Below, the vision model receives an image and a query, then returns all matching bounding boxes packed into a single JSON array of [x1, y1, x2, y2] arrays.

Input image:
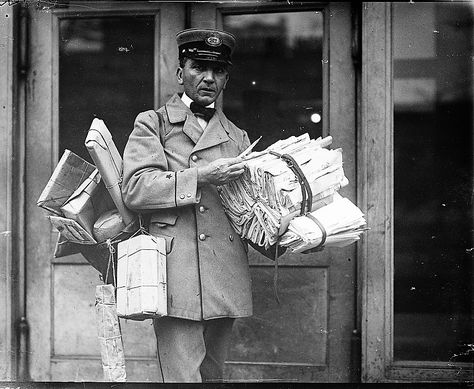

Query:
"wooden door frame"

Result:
[[0, 3, 20, 381], [359, 2, 473, 382]]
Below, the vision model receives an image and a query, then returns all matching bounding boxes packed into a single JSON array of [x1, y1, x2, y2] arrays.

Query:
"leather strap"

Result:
[[269, 151, 313, 215], [306, 213, 327, 249], [269, 150, 316, 304]]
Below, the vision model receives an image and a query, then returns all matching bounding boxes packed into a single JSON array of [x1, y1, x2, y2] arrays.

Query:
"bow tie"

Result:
[[190, 102, 216, 122]]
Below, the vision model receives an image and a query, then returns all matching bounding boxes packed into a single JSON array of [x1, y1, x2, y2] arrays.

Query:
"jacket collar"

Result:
[[165, 93, 230, 152]]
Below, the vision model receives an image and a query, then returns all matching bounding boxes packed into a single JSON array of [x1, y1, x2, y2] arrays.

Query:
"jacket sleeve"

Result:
[[121, 110, 200, 211]]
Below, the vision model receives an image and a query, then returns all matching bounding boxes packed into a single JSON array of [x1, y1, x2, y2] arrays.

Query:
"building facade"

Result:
[[0, 1, 472, 383]]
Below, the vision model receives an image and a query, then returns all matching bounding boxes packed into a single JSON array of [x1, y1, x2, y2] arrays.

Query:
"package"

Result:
[[85, 118, 135, 225], [49, 215, 97, 244], [37, 149, 96, 215], [60, 169, 115, 237], [116, 234, 167, 320], [93, 209, 127, 243], [95, 284, 126, 382]]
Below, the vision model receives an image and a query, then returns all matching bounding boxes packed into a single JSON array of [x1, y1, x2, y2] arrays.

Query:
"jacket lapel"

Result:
[[192, 111, 230, 154], [166, 94, 230, 153], [166, 94, 203, 144]]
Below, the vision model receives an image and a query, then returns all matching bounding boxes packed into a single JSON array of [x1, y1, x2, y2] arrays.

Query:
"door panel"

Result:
[[26, 2, 184, 381]]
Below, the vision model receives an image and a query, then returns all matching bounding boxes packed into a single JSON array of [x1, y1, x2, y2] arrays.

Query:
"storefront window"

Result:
[[59, 17, 154, 161], [393, 2, 473, 362], [223, 11, 323, 150]]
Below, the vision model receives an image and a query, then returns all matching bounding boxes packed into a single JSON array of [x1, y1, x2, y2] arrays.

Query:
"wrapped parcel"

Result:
[[61, 169, 115, 237], [116, 234, 167, 320], [37, 149, 96, 215], [85, 118, 135, 225], [95, 284, 126, 382]]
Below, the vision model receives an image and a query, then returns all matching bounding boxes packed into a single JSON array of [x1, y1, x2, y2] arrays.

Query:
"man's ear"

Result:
[[222, 73, 230, 90], [176, 67, 184, 85]]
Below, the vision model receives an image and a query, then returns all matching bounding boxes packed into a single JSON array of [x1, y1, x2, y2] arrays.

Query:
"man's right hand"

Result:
[[197, 157, 246, 186]]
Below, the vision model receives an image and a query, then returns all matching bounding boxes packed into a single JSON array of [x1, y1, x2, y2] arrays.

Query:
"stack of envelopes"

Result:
[[218, 133, 366, 251]]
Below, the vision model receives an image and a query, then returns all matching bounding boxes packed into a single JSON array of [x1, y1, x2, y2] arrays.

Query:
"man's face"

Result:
[[177, 58, 229, 106]]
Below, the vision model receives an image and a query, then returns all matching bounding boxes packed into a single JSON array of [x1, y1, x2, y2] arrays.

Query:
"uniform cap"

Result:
[[176, 28, 236, 66]]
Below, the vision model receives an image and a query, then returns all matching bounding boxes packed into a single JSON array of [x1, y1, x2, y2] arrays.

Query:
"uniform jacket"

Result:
[[122, 93, 253, 321]]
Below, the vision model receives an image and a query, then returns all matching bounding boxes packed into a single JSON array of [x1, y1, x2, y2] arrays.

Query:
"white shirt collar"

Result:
[[181, 92, 215, 109]]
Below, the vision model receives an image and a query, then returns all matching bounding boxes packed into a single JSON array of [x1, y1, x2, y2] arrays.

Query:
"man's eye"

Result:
[[215, 67, 225, 74]]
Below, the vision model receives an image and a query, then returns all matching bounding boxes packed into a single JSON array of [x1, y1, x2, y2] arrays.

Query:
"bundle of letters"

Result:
[[218, 133, 367, 252]]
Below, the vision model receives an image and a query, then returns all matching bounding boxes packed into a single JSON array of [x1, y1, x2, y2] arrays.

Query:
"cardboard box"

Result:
[[116, 235, 167, 320], [85, 118, 135, 225], [37, 149, 96, 215], [60, 169, 115, 237]]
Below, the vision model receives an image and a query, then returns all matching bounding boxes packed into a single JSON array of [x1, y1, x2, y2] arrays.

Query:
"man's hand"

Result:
[[197, 157, 246, 186]]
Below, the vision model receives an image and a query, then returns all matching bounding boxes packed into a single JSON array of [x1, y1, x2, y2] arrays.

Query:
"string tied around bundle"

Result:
[[268, 150, 327, 304]]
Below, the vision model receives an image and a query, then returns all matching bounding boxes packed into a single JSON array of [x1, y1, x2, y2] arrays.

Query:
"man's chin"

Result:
[[195, 96, 216, 106]]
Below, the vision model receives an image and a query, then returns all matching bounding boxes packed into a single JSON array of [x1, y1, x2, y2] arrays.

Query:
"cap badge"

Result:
[[206, 35, 222, 47]]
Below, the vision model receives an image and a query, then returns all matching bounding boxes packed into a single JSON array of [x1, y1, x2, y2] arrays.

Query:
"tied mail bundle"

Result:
[[218, 133, 367, 253], [37, 119, 168, 382], [37, 118, 167, 320]]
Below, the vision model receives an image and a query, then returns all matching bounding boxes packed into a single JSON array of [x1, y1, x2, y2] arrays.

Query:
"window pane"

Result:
[[393, 2, 473, 362], [223, 11, 323, 150], [223, 10, 325, 366], [59, 17, 154, 161]]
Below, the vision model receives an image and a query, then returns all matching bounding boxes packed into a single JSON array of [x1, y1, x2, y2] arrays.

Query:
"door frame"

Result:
[[359, 2, 473, 382], [0, 3, 20, 381]]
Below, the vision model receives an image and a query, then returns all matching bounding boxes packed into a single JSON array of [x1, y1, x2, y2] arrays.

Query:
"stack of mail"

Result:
[[279, 193, 367, 252], [218, 133, 350, 248]]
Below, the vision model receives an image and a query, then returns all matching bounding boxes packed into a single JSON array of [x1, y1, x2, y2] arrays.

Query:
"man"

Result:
[[121, 28, 254, 383]]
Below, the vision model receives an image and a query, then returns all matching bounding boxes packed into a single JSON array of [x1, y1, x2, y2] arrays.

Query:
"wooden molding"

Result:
[[0, 4, 18, 381], [360, 1, 393, 383]]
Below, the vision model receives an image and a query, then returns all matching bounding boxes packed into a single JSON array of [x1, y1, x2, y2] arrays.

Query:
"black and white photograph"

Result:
[[0, 0, 472, 386]]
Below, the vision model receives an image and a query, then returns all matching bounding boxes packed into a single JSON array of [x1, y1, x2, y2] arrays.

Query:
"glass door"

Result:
[[25, 2, 184, 381], [191, 2, 358, 382]]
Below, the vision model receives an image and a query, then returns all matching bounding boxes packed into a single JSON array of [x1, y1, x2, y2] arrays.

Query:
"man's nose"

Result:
[[203, 69, 215, 83]]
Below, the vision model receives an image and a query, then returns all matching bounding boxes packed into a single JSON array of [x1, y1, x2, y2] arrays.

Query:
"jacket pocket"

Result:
[[150, 212, 178, 227], [149, 211, 178, 253]]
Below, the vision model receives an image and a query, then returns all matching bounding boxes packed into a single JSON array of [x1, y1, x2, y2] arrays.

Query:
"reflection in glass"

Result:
[[59, 17, 154, 161], [393, 2, 473, 362], [223, 11, 323, 150], [223, 11, 325, 367], [228, 268, 327, 365]]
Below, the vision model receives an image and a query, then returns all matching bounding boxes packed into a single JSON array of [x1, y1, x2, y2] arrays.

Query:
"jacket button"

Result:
[[199, 206, 206, 213], [191, 155, 198, 162], [179, 194, 185, 199], [229, 234, 234, 241], [199, 234, 206, 241], [187, 193, 192, 198]]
